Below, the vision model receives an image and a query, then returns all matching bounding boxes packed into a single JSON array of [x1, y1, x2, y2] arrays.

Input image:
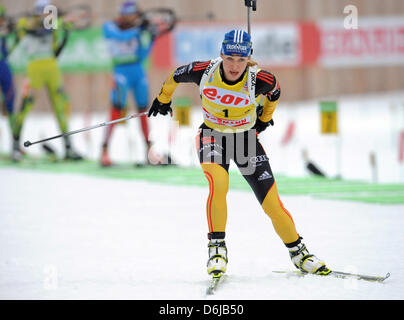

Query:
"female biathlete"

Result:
[[148, 29, 331, 279], [13, 0, 82, 161]]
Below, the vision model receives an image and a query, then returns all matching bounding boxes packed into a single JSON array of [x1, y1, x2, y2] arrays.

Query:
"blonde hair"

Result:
[[247, 59, 258, 67]]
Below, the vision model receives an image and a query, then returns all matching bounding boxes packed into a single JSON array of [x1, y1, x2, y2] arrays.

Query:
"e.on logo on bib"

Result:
[[202, 87, 250, 108]]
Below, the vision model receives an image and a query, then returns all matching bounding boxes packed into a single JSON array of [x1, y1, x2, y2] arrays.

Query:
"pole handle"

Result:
[[244, 0, 257, 11]]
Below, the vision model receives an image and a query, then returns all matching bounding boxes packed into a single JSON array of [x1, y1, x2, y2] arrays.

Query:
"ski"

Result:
[[206, 274, 226, 295], [273, 270, 390, 283]]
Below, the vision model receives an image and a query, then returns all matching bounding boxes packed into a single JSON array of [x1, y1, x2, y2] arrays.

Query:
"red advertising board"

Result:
[[152, 18, 404, 69], [318, 17, 404, 67]]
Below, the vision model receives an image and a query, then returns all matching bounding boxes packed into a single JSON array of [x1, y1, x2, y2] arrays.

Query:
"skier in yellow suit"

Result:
[[12, 0, 82, 161], [148, 29, 331, 279]]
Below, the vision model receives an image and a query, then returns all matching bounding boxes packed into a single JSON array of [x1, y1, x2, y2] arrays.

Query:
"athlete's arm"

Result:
[[255, 69, 281, 123], [156, 60, 211, 103], [138, 29, 154, 60], [15, 17, 27, 42], [54, 19, 70, 57], [148, 60, 211, 117]]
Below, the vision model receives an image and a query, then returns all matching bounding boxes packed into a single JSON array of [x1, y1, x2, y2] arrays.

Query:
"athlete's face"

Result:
[[116, 13, 140, 29], [120, 13, 139, 22], [220, 54, 249, 82]]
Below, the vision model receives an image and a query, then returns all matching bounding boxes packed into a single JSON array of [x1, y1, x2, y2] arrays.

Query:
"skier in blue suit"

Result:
[[0, 5, 17, 159], [100, 1, 156, 166]]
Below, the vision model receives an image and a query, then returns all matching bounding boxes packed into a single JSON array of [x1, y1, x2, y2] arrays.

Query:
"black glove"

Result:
[[148, 98, 172, 117], [253, 117, 274, 133]]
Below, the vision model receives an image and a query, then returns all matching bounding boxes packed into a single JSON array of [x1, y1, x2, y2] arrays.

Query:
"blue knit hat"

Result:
[[119, 1, 138, 16], [34, 0, 50, 15], [221, 29, 252, 57]]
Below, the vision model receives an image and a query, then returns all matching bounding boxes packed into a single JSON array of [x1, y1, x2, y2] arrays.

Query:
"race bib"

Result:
[[202, 107, 251, 127]]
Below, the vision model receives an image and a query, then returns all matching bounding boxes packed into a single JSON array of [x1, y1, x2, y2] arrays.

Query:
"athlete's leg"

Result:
[[235, 132, 299, 244], [0, 60, 20, 160], [196, 125, 231, 235], [237, 131, 330, 274], [11, 78, 35, 161], [0, 61, 15, 129], [100, 72, 129, 166], [13, 80, 34, 136], [201, 163, 229, 233], [47, 86, 69, 133], [261, 182, 300, 244], [132, 66, 151, 157], [196, 125, 230, 276], [13, 56, 46, 147], [14, 59, 50, 142], [44, 61, 81, 160]]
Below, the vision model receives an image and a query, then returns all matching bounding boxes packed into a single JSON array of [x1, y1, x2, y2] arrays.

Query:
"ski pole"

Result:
[[244, 0, 257, 35], [23, 111, 148, 148]]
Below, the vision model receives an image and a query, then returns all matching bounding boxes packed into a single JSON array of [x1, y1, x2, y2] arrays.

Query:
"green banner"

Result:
[[9, 27, 113, 73]]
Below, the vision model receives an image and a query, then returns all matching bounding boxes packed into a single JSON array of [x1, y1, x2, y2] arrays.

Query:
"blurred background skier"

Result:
[[13, 0, 83, 161], [0, 4, 17, 160], [100, 1, 156, 167]]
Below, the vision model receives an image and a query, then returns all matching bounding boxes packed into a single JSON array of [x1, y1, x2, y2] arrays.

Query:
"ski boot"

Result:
[[64, 147, 83, 161], [42, 144, 58, 162], [11, 138, 23, 162], [287, 238, 331, 275], [100, 148, 112, 167], [207, 237, 228, 278]]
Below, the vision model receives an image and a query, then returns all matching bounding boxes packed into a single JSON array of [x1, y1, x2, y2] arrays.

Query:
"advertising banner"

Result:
[[8, 17, 404, 73], [9, 27, 112, 73], [173, 22, 301, 67], [318, 17, 404, 67]]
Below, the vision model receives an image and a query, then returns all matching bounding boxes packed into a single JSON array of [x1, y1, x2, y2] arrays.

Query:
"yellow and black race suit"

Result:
[[156, 60, 299, 245]]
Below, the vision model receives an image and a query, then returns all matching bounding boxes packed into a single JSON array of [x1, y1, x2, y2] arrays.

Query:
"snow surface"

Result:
[[1, 167, 403, 300]]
